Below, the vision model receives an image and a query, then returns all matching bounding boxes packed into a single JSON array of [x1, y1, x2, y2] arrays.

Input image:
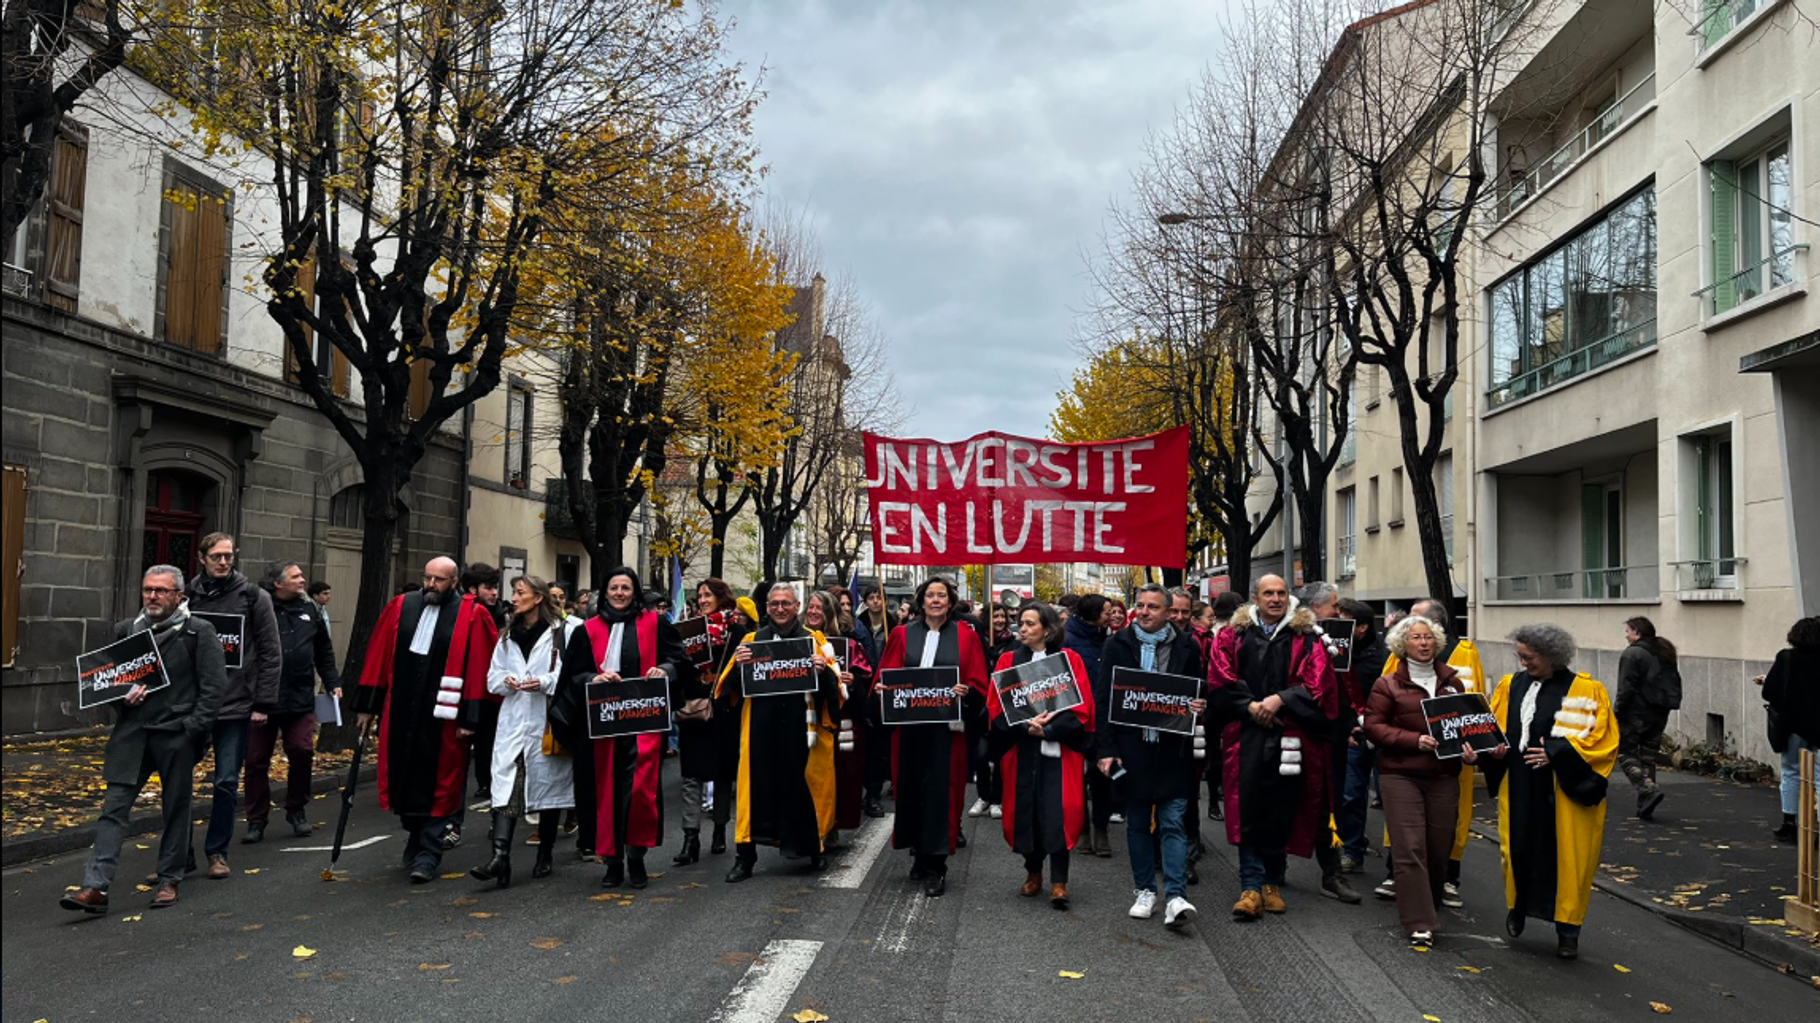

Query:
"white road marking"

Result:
[[819, 813, 894, 889], [882, 893, 927, 954], [279, 834, 392, 853], [708, 938, 823, 1023]]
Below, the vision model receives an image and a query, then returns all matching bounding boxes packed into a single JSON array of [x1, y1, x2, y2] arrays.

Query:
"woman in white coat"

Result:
[[471, 575, 576, 888]]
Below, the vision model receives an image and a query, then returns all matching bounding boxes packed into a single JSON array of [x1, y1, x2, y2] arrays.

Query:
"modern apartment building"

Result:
[[1471, 0, 1816, 760]]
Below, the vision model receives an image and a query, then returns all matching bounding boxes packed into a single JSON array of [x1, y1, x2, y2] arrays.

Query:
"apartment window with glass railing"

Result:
[[1486, 185, 1657, 407], [1704, 134, 1796, 315]]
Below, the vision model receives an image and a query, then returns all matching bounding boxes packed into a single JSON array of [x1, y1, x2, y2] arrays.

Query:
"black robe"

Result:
[[880, 620, 989, 857], [726, 621, 841, 856]]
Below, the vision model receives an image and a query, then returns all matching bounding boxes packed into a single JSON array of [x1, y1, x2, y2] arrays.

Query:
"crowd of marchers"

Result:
[[55, 543, 1820, 963]]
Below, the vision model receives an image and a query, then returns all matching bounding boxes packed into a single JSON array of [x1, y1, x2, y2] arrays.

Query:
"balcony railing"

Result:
[[1670, 557, 1747, 593], [1486, 564, 1660, 602], [1495, 72, 1657, 222], [1693, 244, 1808, 318], [543, 477, 592, 540], [1485, 319, 1656, 409], [1691, 0, 1762, 53], [1, 262, 30, 297]]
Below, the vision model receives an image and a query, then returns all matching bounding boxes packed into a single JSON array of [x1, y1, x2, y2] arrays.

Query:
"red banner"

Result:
[[862, 427, 1189, 568]]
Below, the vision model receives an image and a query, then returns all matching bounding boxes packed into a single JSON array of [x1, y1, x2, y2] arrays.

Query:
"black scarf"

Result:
[[510, 617, 549, 658]]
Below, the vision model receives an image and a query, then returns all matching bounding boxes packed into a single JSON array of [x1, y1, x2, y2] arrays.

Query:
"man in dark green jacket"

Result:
[[244, 561, 343, 842]]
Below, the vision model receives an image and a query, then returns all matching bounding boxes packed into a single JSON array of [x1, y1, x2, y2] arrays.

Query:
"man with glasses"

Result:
[[61, 566, 227, 913], [355, 556, 500, 882], [185, 532, 282, 882]]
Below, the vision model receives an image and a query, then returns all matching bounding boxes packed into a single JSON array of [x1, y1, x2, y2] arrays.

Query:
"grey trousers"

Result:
[[83, 736, 200, 890], [680, 775, 733, 832]]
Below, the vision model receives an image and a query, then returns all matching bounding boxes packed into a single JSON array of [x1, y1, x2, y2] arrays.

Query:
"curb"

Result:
[[1467, 822, 1820, 980], [1, 764, 370, 869]]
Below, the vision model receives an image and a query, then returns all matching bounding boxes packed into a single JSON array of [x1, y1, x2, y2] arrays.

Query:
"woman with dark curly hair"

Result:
[[1760, 617, 1820, 841]]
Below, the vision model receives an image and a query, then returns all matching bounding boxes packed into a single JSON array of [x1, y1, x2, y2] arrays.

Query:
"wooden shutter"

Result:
[[284, 259, 316, 383], [408, 347, 434, 420], [2, 466, 25, 668], [43, 125, 88, 312], [164, 183, 228, 354]]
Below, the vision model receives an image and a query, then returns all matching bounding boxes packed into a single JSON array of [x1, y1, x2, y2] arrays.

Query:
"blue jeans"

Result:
[[1782, 734, 1816, 815], [1238, 843, 1287, 890], [205, 718, 250, 857], [1338, 743, 1376, 861], [1126, 797, 1189, 900]]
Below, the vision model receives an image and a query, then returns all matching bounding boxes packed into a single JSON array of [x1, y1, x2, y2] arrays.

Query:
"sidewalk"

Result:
[[1, 728, 356, 867], [1467, 766, 1820, 978]]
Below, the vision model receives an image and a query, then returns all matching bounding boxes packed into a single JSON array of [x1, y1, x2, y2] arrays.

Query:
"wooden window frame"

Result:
[[155, 157, 234, 356]]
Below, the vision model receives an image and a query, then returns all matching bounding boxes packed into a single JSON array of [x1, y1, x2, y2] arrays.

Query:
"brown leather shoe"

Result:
[[1232, 889, 1263, 920], [1261, 884, 1286, 913], [206, 854, 230, 880], [59, 886, 108, 914], [1050, 883, 1070, 910], [149, 882, 179, 908], [1020, 872, 1043, 898]]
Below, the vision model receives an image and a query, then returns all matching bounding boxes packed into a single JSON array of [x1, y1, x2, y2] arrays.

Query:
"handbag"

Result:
[[675, 698, 714, 723], [540, 631, 572, 757]]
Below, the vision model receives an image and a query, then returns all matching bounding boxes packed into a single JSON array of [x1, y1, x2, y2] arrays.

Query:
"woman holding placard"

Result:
[[988, 601, 1095, 909], [804, 589, 876, 838], [876, 576, 991, 897], [1361, 616, 1473, 948]]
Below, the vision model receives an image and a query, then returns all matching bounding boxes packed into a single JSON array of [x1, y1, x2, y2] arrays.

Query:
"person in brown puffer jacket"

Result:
[[1362, 614, 1473, 949]]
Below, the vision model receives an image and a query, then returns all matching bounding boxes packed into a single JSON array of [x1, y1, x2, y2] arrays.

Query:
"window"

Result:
[[42, 123, 87, 312], [1582, 478, 1625, 598], [158, 163, 231, 354], [1436, 452, 1455, 565], [1339, 380, 1358, 465], [3, 465, 25, 667], [504, 382, 532, 488], [1367, 475, 1381, 531], [1681, 428, 1738, 587], [328, 485, 365, 531], [1707, 135, 1794, 314], [1337, 487, 1357, 578], [1487, 187, 1657, 406], [1696, 0, 1765, 53], [281, 259, 351, 397], [1390, 467, 1405, 526]]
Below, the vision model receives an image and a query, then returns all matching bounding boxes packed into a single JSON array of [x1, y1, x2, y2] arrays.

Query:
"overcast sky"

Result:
[[719, 0, 1235, 440]]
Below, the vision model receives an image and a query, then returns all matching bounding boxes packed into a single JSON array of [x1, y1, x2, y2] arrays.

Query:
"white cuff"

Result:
[[432, 704, 459, 720]]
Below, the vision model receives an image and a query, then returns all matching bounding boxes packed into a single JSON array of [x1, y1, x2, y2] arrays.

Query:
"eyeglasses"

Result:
[[203, 552, 236, 563], [142, 586, 180, 596], [767, 600, 798, 608]]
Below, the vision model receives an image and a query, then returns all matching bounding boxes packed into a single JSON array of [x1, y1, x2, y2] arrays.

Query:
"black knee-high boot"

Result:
[[532, 813, 559, 878], [673, 828, 701, 865], [469, 811, 514, 888]]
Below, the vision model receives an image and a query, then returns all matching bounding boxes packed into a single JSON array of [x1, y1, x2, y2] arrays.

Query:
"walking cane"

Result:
[[323, 718, 372, 881]]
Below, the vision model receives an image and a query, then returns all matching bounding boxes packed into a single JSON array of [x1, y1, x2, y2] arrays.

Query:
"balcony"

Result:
[[1485, 319, 1655, 409], [1486, 564, 1660, 602], [1495, 72, 1656, 224], [543, 477, 592, 540], [1670, 558, 1747, 601], [1694, 244, 1809, 324], [1, 262, 30, 297]]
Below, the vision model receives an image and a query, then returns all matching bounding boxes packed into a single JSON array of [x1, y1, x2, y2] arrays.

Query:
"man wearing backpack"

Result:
[[1617, 616, 1681, 820]]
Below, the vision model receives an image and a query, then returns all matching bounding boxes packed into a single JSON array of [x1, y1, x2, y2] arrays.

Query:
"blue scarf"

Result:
[[1133, 621, 1174, 742]]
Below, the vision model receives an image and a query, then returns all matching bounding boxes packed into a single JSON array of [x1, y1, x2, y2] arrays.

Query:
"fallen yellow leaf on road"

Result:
[[1650, 1003, 1672, 1014], [135, 884, 153, 893], [419, 963, 452, 970], [791, 1012, 829, 1023], [1455, 966, 1481, 974], [555, 976, 578, 985], [243, 868, 260, 875], [63, 885, 79, 892], [470, 912, 496, 919], [1058, 970, 1085, 979], [1423, 1015, 1442, 1022], [588, 893, 616, 902], [293, 946, 317, 959], [441, 872, 465, 879], [530, 937, 563, 950], [1613, 964, 1631, 973]]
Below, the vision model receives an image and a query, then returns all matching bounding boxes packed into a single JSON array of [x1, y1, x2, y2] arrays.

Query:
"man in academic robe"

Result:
[[1478, 623, 1618, 960], [1207, 574, 1336, 921], [355, 556, 499, 882], [556, 566, 693, 889], [717, 584, 843, 882], [876, 576, 990, 898]]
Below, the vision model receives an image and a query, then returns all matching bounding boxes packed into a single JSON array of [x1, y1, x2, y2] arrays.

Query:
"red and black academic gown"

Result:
[[356, 592, 499, 819], [1206, 606, 1336, 858], [714, 621, 842, 856], [989, 648, 1094, 857], [877, 619, 990, 857], [833, 636, 875, 832], [559, 610, 692, 858]]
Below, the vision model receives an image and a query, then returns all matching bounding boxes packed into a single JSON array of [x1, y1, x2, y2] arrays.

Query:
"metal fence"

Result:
[[1792, 748, 1820, 934]]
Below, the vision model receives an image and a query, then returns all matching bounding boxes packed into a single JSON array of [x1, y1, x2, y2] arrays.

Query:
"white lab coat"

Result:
[[487, 619, 577, 812]]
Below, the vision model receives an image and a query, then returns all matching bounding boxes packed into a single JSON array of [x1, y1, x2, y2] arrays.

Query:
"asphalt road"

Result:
[[4, 766, 1816, 1023]]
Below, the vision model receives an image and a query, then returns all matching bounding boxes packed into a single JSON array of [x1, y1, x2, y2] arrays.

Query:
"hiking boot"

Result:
[[1261, 885, 1286, 913], [1231, 889, 1262, 921]]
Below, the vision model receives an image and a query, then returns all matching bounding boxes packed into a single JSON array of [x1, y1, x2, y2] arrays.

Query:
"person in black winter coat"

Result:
[[186, 532, 283, 879], [1615, 616, 1680, 820], [1761, 616, 1820, 841], [1094, 585, 1207, 929], [1065, 595, 1114, 854], [244, 562, 343, 842]]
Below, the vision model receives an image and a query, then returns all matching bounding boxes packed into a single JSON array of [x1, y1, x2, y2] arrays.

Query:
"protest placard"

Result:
[[826, 637, 852, 672], [877, 666, 962, 725], [76, 631, 170, 709], [1422, 692, 1507, 759], [675, 615, 717, 674], [586, 674, 673, 739], [1107, 666, 1200, 735], [991, 656, 1084, 726], [740, 637, 820, 698], [193, 612, 245, 670], [1318, 617, 1354, 673]]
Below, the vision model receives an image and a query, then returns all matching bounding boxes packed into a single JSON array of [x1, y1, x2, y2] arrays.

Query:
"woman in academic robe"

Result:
[[1477, 623, 1618, 961], [803, 590, 875, 839], [988, 600, 1094, 909], [555, 566, 694, 890], [875, 576, 990, 897]]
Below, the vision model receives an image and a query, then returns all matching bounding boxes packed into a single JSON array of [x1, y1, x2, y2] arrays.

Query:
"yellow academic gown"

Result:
[[1383, 638, 1486, 859], [716, 629, 840, 852], [1486, 671, 1618, 927]]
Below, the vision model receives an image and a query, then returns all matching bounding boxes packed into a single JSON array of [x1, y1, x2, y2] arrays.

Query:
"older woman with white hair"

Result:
[[1478, 623, 1618, 961], [1361, 615, 1469, 948]]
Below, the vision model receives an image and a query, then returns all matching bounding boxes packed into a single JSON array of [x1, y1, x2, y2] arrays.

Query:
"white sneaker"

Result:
[[967, 798, 989, 818], [1373, 877, 1396, 899], [1128, 889, 1158, 919], [1164, 896, 1198, 930], [988, 804, 1003, 819], [1109, 812, 1126, 824], [1442, 882, 1464, 908]]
